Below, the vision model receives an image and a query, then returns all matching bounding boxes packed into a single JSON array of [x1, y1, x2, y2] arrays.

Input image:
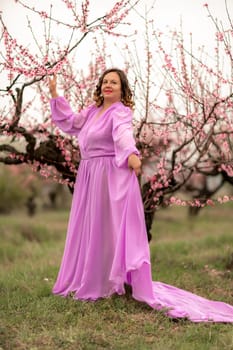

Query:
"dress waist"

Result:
[[81, 154, 115, 160]]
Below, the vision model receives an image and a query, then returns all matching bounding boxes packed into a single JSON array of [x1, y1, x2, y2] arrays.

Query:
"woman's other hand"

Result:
[[128, 153, 141, 176]]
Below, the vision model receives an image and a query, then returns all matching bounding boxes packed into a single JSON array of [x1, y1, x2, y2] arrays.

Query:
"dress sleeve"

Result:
[[112, 104, 140, 167], [50, 96, 91, 136]]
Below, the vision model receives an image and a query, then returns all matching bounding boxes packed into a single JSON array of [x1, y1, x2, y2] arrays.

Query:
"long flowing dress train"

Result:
[[50, 97, 233, 323]]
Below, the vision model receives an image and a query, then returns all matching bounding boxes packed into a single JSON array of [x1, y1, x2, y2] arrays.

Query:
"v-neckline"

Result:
[[90, 102, 120, 126]]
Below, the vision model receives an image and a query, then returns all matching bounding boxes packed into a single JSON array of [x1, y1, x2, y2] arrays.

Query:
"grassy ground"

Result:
[[0, 204, 233, 350]]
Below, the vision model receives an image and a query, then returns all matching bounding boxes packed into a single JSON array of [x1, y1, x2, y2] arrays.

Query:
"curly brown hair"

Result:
[[93, 68, 134, 109]]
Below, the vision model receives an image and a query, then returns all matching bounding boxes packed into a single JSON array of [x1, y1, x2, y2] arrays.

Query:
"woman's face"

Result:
[[101, 72, 122, 104]]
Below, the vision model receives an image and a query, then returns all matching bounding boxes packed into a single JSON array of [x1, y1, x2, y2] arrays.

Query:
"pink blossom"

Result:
[[206, 199, 214, 206], [169, 197, 176, 204]]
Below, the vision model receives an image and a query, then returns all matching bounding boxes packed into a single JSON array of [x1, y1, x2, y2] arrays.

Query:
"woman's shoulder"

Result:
[[112, 102, 133, 119], [81, 102, 98, 116]]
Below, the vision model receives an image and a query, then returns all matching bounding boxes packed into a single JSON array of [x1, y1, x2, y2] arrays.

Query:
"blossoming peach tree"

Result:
[[0, 1, 232, 240], [0, 0, 139, 192], [129, 3, 233, 234]]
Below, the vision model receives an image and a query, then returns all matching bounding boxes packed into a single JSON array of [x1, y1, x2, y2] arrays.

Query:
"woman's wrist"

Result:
[[50, 90, 59, 98]]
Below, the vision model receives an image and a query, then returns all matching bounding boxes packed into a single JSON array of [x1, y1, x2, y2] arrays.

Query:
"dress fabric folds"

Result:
[[50, 97, 233, 323]]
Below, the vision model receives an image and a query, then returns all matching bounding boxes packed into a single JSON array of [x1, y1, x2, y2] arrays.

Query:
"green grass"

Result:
[[1, 204, 233, 350]]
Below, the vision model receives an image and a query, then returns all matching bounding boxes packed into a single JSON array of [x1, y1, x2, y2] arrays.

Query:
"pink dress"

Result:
[[50, 97, 233, 323]]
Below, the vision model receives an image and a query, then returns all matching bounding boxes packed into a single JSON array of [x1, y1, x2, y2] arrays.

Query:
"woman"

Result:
[[49, 68, 233, 322]]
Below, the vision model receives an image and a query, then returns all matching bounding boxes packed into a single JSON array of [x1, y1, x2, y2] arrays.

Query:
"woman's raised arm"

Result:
[[48, 74, 59, 98]]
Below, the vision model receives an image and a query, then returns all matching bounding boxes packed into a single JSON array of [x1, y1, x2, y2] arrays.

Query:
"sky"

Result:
[[1, 0, 232, 105], [1, 0, 233, 63]]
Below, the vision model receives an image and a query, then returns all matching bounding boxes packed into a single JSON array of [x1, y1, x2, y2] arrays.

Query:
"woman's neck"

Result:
[[102, 100, 120, 109]]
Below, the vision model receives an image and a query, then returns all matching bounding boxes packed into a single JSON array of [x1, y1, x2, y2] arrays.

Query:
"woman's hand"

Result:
[[128, 153, 141, 176], [48, 74, 59, 98]]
